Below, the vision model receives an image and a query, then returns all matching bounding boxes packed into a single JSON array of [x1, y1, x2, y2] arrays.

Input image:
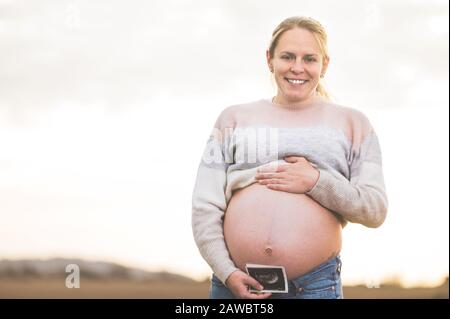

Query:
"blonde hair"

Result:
[[268, 16, 331, 100]]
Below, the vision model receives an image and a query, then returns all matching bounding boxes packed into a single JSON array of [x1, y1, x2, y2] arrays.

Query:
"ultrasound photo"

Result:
[[245, 264, 288, 293]]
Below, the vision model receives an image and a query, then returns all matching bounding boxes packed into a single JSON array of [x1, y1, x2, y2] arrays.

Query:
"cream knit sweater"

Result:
[[191, 98, 388, 284]]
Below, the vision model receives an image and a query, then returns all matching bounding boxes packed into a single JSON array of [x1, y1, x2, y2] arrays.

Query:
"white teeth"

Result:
[[287, 79, 306, 84]]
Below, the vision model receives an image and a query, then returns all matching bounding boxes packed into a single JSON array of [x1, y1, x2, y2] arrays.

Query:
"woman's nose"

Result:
[[290, 60, 305, 73]]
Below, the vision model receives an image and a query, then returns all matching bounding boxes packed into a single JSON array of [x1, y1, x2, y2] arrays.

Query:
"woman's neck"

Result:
[[272, 94, 324, 110]]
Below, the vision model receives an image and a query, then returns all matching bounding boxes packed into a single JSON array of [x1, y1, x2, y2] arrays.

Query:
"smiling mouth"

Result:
[[285, 78, 309, 85]]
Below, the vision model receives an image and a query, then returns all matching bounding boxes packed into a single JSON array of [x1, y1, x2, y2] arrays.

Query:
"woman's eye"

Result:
[[304, 56, 317, 62], [282, 55, 294, 60]]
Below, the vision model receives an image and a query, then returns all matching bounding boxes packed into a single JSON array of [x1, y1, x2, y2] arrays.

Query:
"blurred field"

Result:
[[0, 278, 448, 299]]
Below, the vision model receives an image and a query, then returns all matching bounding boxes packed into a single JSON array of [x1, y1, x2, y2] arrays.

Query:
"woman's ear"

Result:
[[266, 50, 273, 72], [321, 56, 330, 77]]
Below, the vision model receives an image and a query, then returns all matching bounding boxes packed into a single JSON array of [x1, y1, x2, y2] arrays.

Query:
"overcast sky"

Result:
[[0, 0, 448, 287]]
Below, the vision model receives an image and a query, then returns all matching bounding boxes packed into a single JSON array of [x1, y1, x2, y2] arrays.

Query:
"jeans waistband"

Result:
[[288, 255, 342, 292]]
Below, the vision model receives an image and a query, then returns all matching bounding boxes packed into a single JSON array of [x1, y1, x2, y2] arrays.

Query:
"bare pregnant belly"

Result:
[[224, 183, 342, 280]]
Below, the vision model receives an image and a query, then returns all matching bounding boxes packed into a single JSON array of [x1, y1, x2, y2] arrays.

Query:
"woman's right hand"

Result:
[[225, 270, 272, 299]]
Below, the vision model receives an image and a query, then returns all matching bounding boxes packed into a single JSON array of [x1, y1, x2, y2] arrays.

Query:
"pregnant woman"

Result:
[[192, 16, 388, 299]]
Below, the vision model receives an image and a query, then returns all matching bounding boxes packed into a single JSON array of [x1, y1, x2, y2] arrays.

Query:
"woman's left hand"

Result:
[[254, 156, 320, 194]]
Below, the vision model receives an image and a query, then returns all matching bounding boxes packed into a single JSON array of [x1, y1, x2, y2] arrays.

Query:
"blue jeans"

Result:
[[209, 256, 343, 299]]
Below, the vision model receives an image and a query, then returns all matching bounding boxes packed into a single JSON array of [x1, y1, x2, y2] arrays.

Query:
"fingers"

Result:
[[242, 277, 272, 299], [257, 178, 284, 185], [255, 172, 286, 180], [254, 172, 274, 180], [257, 164, 288, 173], [255, 171, 275, 179], [266, 183, 289, 191], [228, 272, 272, 299], [284, 156, 316, 167], [275, 165, 288, 172], [245, 276, 263, 290], [243, 291, 272, 299]]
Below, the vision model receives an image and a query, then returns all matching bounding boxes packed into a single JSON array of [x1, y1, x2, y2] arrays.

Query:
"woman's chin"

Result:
[[283, 94, 312, 104]]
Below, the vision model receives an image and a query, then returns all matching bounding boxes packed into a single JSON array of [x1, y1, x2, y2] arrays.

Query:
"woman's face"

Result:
[[267, 27, 328, 105]]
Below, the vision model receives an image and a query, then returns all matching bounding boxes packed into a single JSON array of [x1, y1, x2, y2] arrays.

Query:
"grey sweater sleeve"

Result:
[[191, 112, 238, 284], [306, 131, 388, 228]]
